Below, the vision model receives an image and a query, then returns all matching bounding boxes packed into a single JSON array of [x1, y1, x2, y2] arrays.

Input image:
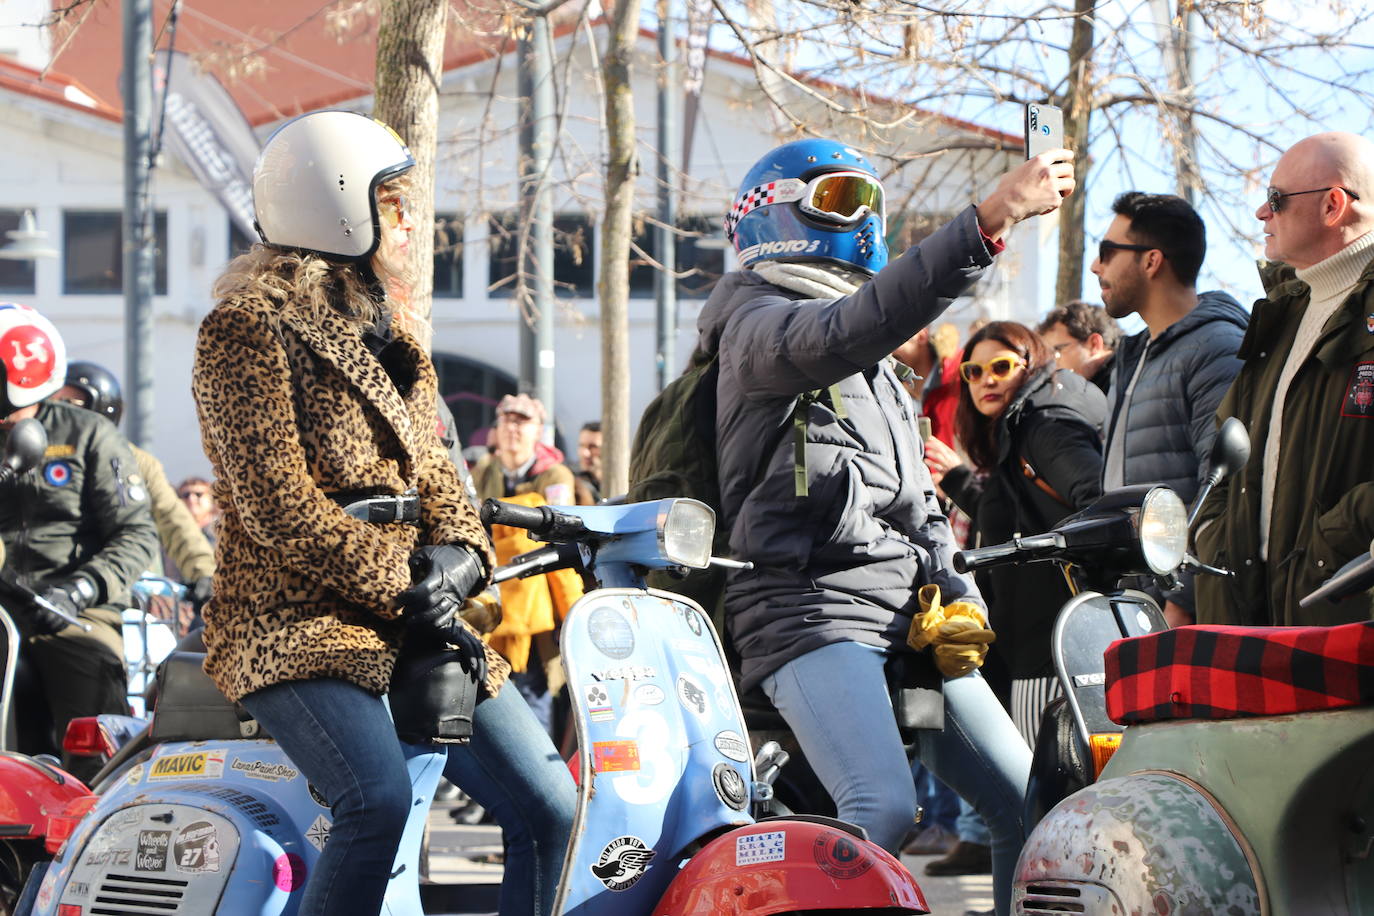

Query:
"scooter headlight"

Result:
[[1137, 487, 1187, 575], [659, 499, 715, 569]]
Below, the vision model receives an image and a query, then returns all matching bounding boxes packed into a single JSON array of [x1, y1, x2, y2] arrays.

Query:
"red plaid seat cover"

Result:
[[1105, 621, 1374, 724]]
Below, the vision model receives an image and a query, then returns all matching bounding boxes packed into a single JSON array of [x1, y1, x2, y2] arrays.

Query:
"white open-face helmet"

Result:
[[0, 302, 66, 414], [252, 110, 416, 261]]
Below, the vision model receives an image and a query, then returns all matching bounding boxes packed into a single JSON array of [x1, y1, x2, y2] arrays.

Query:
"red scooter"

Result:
[[0, 419, 99, 914]]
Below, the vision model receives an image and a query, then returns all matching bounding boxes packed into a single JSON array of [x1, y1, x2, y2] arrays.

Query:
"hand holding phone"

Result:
[[918, 416, 933, 442]]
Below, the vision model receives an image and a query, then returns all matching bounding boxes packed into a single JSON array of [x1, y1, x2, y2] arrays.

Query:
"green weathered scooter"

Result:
[[1010, 421, 1374, 916]]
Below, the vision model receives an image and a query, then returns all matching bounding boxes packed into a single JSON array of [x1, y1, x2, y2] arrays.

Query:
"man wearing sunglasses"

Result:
[[1088, 191, 1248, 626], [702, 137, 1074, 916], [1196, 131, 1374, 629]]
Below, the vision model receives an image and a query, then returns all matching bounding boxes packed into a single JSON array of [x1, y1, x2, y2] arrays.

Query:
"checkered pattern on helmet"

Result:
[[723, 178, 805, 237], [1104, 620, 1374, 723]]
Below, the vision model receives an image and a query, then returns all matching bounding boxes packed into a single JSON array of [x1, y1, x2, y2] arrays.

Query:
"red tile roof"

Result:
[[0, 54, 120, 122]]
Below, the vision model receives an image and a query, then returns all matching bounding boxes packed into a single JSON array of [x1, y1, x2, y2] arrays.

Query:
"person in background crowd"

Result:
[[924, 321, 1105, 750], [472, 393, 582, 738], [55, 362, 215, 632], [1036, 300, 1121, 395], [1089, 192, 1248, 627], [176, 476, 221, 544], [192, 109, 573, 916], [707, 134, 1075, 916], [0, 305, 159, 779], [893, 321, 966, 858], [1197, 131, 1374, 627], [893, 323, 963, 445], [573, 420, 602, 505]]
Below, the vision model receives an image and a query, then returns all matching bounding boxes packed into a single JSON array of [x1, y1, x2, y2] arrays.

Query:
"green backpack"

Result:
[[627, 347, 845, 621]]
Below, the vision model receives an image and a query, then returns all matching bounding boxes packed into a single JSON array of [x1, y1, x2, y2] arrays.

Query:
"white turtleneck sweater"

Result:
[[1259, 230, 1374, 559]]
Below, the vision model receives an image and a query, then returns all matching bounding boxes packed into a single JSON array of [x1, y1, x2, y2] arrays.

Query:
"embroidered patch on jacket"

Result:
[[1342, 361, 1374, 417]]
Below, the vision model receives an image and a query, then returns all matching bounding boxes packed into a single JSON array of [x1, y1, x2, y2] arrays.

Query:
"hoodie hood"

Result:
[[697, 270, 803, 357], [1149, 290, 1250, 351]]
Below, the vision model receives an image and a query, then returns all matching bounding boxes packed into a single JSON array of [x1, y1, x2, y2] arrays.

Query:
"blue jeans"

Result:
[[442, 679, 577, 916], [240, 679, 415, 916], [761, 642, 1031, 916]]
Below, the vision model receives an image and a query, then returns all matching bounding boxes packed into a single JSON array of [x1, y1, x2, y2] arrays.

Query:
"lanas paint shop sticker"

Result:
[[736, 831, 787, 867], [590, 835, 656, 892]]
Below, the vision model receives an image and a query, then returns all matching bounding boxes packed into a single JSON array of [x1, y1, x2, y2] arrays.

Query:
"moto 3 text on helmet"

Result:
[[725, 138, 888, 276], [64, 361, 124, 426], [0, 303, 66, 416], [252, 109, 416, 263]]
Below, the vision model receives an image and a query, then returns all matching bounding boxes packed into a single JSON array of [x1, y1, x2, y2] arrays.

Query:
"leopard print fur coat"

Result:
[[192, 293, 508, 703]]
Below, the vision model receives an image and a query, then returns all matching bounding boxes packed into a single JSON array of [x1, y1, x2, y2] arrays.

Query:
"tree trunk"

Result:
[[374, 0, 448, 350], [599, 0, 640, 498], [1055, 0, 1095, 306]]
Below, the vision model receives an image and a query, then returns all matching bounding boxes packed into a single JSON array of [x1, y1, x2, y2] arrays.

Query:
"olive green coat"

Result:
[[1196, 257, 1374, 625]]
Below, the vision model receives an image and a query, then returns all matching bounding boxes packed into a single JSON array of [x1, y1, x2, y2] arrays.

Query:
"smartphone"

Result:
[[1024, 103, 1065, 160], [918, 416, 933, 441]]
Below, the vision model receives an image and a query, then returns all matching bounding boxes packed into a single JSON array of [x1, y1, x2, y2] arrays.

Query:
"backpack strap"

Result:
[[1021, 457, 1071, 508], [791, 383, 848, 497]]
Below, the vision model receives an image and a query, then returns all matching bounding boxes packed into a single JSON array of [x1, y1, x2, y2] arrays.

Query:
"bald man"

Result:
[[1195, 131, 1374, 626]]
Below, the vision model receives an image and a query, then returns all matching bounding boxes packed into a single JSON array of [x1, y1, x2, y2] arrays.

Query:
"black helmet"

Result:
[[64, 361, 123, 426]]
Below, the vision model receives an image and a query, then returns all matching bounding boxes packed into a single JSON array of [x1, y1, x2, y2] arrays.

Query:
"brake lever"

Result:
[[1180, 553, 1233, 578]]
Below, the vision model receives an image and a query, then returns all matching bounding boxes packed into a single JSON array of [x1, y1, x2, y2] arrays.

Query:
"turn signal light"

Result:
[[58, 905, 83, 916], [46, 795, 98, 855], [62, 718, 116, 759], [1088, 733, 1123, 777]]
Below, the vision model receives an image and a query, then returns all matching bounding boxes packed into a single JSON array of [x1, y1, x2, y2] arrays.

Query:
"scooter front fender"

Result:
[[654, 819, 929, 915], [1015, 772, 1261, 914]]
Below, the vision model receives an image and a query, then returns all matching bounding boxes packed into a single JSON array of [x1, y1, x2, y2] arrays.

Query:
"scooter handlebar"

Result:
[[954, 532, 1064, 574], [480, 498, 587, 542]]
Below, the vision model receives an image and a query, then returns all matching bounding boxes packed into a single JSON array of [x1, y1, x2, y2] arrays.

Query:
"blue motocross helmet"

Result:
[[725, 138, 888, 275]]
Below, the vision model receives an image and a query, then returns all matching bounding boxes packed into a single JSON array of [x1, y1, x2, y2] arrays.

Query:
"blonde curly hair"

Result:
[[212, 176, 413, 332]]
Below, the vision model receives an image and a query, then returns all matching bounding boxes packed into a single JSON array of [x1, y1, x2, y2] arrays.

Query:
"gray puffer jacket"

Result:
[[699, 206, 992, 691], [1104, 290, 1249, 612], [1104, 291, 1249, 502]]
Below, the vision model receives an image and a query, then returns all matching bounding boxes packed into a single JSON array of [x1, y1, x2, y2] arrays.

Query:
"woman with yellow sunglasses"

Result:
[[923, 320, 1106, 748]]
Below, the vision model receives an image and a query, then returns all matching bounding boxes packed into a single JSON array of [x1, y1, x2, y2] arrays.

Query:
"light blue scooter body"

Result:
[[554, 586, 755, 915], [27, 737, 447, 915]]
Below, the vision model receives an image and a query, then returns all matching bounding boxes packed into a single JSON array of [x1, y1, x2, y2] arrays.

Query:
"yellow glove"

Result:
[[907, 585, 996, 678], [907, 584, 947, 651]]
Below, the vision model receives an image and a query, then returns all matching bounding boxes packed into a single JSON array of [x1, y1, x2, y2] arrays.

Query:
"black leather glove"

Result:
[[396, 544, 485, 636], [34, 575, 97, 636]]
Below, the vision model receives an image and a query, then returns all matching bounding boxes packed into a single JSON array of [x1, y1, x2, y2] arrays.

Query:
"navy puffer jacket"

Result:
[[699, 206, 992, 692], [1104, 291, 1249, 502]]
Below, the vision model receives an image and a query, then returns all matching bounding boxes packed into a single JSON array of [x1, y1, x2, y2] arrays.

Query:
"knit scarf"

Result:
[[752, 260, 866, 299]]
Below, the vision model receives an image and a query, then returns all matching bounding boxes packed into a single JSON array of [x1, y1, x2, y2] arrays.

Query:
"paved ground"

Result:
[[422, 804, 994, 914]]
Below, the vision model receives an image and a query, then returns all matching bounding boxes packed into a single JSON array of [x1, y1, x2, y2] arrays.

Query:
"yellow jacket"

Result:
[[484, 490, 583, 672]]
